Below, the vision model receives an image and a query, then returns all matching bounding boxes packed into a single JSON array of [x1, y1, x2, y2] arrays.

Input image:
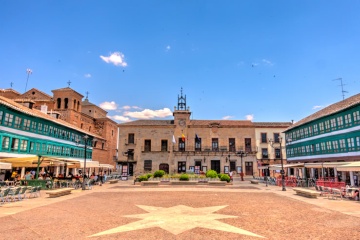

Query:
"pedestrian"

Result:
[[229, 171, 233, 182], [98, 172, 103, 186]]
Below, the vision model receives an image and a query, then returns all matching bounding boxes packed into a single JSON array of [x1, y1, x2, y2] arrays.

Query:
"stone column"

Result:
[[350, 171, 355, 186], [21, 167, 25, 178]]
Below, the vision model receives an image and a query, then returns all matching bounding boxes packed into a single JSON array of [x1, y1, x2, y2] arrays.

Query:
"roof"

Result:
[[0, 96, 103, 140], [51, 87, 84, 98], [285, 93, 360, 131], [21, 88, 53, 100], [0, 88, 21, 95], [253, 122, 293, 128], [119, 120, 174, 126], [119, 119, 291, 128]]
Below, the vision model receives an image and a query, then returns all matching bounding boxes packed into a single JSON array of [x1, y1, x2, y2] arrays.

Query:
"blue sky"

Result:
[[1, 1, 360, 123]]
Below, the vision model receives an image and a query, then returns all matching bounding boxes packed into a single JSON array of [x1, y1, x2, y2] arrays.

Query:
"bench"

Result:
[[171, 181, 197, 185], [293, 188, 320, 198], [250, 180, 260, 184], [45, 188, 73, 198], [208, 181, 226, 186], [108, 179, 118, 184], [141, 181, 160, 186]]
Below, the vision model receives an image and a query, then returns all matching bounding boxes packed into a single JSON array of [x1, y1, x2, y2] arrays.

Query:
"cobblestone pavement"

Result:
[[1, 177, 360, 240]]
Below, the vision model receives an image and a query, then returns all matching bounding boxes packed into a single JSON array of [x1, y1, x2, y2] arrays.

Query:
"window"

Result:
[[326, 141, 332, 151], [37, 123, 43, 132], [177, 137, 185, 152], [308, 126, 313, 136], [347, 138, 355, 151], [64, 98, 69, 109], [339, 139, 346, 150], [344, 114, 352, 126], [330, 119, 336, 130], [324, 120, 330, 131], [337, 116, 343, 128], [274, 133, 280, 143], [57, 98, 61, 109], [304, 128, 309, 137], [357, 137, 360, 148], [305, 146, 310, 153], [319, 122, 324, 132], [30, 142, 35, 153], [261, 148, 268, 159], [11, 138, 19, 151], [320, 142, 326, 151], [353, 111, 360, 123], [275, 148, 280, 158], [20, 140, 28, 152], [315, 143, 320, 152], [1, 136, 10, 150], [43, 125, 49, 134], [195, 137, 202, 151], [144, 160, 152, 171], [300, 129, 304, 138], [333, 140, 339, 151], [261, 133, 267, 143], [161, 140, 168, 151], [245, 138, 251, 152], [229, 138, 235, 152], [22, 119, 30, 131], [4, 113, 14, 127], [0, 110, 3, 123], [313, 124, 318, 134], [144, 140, 151, 152], [31, 121, 37, 132], [212, 138, 218, 151], [49, 126, 54, 135], [128, 133, 135, 144], [14, 116, 22, 128], [178, 161, 186, 173]]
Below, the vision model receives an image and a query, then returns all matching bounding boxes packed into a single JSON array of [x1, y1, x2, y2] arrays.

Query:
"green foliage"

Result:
[[220, 174, 230, 183], [206, 170, 218, 178], [179, 174, 189, 181], [138, 175, 149, 182], [153, 170, 165, 178], [217, 173, 222, 178], [146, 173, 153, 179]]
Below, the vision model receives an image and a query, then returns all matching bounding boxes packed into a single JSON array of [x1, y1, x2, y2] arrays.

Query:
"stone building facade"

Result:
[[117, 90, 292, 177]]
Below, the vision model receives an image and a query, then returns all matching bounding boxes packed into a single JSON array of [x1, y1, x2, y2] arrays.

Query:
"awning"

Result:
[[304, 162, 353, 168], [67, 161, 100, 169], [99, 164, 115, 169], [0, 156, 70, 168], [336, 161, 360, 171], [0, 162, 12, 170], [269, 163, 304, 170]]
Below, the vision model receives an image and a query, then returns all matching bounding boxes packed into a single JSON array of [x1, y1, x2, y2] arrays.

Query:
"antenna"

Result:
[[332, 78, 347, 100], [25, 68, 32, 92]]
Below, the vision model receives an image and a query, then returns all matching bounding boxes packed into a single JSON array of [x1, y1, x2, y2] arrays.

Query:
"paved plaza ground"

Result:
[[1, 178, 360, 240]]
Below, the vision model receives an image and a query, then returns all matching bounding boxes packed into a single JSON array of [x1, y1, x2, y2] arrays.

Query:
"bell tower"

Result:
[[173, 88, 191, 127]]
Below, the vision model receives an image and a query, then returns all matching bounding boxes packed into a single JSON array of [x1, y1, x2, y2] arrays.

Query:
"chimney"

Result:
[[41, 104, 48, 114]]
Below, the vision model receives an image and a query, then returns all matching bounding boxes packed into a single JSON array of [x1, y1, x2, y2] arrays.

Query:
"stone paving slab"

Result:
[[1, 180, 360, 239]]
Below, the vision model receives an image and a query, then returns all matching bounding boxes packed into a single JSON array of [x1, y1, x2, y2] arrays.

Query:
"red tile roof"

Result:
[[286, 93, 360, 131]]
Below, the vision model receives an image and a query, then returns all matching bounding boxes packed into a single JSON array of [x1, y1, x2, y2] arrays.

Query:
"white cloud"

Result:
[[262, 59, 274, 66], [222, 115, 233, 120], [122, 105, 141, 110], [312, 105, 323, 110], [245, 114, 254, 121], [109, 115, 132, 122], [166, 45, 171, 51], [84, 73, 91, 78], [99, 101, 118, 110], [124, 108, 172, 119], [100, 52, 127, 67]]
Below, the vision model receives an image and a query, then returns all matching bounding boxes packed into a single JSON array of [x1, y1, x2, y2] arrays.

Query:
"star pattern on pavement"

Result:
[[90, 204, 264, 238]]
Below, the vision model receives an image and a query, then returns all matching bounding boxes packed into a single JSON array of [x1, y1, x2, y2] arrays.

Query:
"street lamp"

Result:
[[237, 151, 246, 181], [76, 135, 96, 190], [269, 137, 286, 191]]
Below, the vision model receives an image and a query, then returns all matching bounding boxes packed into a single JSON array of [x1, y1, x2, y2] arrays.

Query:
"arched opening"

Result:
[[64, 98, 69, 109], [73, 99, 76, 110], [159, 163, 169, 174], [57, 98, 61, 109]]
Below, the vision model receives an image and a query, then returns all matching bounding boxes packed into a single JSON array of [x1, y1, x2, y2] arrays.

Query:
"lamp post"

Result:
[[269, 137, 286, 191], [237, 151, 246, 181], [76, 135, 90, 190]]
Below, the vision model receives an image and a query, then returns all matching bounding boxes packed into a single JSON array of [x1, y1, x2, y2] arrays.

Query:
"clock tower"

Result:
[[173, 88, 191, 128]]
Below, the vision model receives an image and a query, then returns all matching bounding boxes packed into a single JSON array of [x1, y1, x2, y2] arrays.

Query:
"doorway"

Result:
[[245, 161, 253, 176], [211, 160, 221, 174]]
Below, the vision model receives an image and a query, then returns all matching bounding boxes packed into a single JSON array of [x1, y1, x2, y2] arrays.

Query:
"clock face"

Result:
[[179, 119, 186, 127]]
